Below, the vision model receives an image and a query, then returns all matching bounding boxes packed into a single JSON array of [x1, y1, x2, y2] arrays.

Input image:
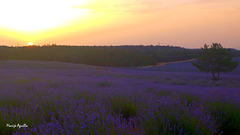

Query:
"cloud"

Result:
[[72, 0, 240, 15], [72, 0, 163, 14]]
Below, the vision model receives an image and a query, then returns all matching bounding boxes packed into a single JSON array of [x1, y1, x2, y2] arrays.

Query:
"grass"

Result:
[[111, 96, 138, 120], [179, 93, 199, 106], [206, 101, 240, 135], [0, 97, 28, 108], [143, 104, 215, 135], [14, 78, 31, 85], [165, 77, 172, 81], [98, 81, 111, 88], [215, 83, 224, 87], [158, 89, 172, 97], [171, 80, 187, 85]]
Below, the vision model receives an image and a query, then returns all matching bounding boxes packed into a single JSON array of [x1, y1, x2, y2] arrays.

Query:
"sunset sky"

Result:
[[0, 0, 239, 48]]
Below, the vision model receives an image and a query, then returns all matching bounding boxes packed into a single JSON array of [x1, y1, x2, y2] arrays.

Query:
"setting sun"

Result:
[[28, 42, 33, 46]]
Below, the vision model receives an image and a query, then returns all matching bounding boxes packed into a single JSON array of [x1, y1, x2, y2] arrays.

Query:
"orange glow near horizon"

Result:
[[0, 0, 240, 48]]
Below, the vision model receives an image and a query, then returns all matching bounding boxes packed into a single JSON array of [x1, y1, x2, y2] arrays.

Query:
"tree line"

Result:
[[0, 45, 239, 67]]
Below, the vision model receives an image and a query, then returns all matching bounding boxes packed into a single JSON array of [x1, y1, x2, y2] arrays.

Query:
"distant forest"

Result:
[[0, 45, 239, 67]]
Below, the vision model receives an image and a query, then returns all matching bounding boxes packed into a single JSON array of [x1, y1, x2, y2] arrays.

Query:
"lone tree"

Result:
[[192, 43, 238, 81]]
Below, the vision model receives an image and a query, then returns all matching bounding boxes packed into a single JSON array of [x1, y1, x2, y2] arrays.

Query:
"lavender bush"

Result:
[[0, 60, 239, 134]]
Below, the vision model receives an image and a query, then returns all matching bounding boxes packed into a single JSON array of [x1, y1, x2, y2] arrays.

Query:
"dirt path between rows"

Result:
[[156, 59, 196, 66], [141, 59, 196, 68]]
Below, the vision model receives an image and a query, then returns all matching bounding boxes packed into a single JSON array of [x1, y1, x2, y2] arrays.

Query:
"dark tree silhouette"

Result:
[[192, 43, 238, 81]]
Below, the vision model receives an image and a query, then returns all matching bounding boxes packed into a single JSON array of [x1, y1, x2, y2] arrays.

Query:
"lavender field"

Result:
[[0, 59, 240, 135]]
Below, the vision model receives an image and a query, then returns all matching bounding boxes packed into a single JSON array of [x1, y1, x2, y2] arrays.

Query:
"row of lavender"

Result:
[[0, 60, 239, 134]]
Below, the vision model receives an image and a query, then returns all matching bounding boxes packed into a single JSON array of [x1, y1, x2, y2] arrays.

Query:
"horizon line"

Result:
[[0, 44, 239, 50]]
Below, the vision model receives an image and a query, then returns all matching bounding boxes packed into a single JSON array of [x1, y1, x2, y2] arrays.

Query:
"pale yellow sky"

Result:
[[0, 0, 239, 48]]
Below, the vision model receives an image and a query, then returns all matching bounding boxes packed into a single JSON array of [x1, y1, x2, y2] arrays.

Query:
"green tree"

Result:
[[192, 43, 238, 81]]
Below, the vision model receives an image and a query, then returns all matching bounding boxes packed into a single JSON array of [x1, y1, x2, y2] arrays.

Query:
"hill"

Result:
[[0, 45, 239, 67]]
